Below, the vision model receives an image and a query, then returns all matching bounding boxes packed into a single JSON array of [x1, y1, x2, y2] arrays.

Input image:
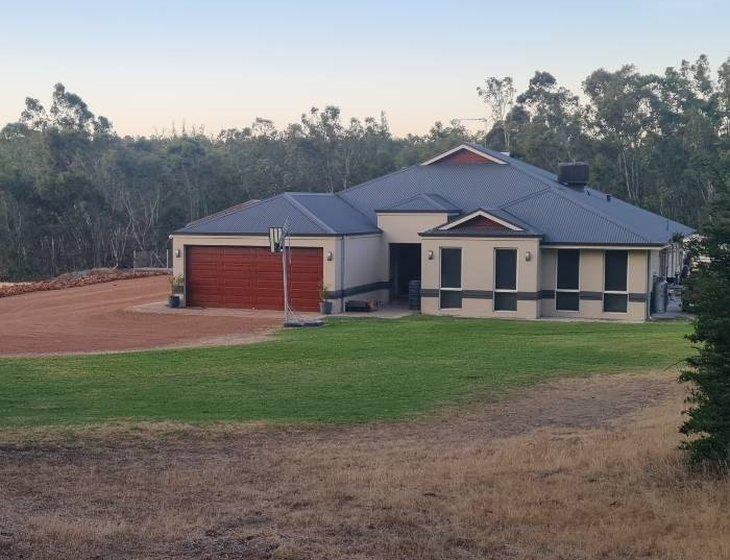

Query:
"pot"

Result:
[[319, 300, 332, 315], [168, 295, 180, 308]]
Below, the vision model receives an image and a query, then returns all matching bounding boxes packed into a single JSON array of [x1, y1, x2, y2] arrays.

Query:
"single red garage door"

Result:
[[186, 246, 323, 311]]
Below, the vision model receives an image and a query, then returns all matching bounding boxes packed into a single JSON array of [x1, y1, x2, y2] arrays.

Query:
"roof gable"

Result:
[[421, 144, 507, 166], [421, 209, 542, 239], [439, 209, 523, 232]]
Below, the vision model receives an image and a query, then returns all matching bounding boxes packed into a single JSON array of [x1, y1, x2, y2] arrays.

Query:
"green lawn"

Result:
[[0, 316, 691, 428]]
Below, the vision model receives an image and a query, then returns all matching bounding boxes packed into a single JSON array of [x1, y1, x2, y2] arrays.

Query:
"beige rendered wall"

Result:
[[339, 234, 389, 308], [377, 213, 450, 244], [540, 248, 651, 321], [648, 249, 661, 279], [420, 236, 541, 319]]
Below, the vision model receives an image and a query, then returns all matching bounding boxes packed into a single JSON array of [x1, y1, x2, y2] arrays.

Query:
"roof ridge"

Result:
[[282, 193, 337, 234], [339, 165, 415, 194], [493, 157, 653, 243], [584, 187, 690, 232], [503, 188, 651, 243], [334, 192, 379, 225], [420, 193, 449, 210], [183, 198, 266, 228], [288, 191, 332, 196], [497, 186, 552, 209], [466, 143, 559, 180], [548, 187, 652, 243]]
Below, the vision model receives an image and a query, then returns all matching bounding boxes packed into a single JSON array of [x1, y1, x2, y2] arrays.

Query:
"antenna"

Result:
[[455, 117, 489, 147]]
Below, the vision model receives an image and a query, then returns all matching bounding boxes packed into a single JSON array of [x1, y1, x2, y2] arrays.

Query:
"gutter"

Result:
[[340, 235, 346, 312]]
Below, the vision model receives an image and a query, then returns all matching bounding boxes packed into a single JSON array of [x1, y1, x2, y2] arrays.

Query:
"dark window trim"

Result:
[[439, 247, 462, 309], [556, 249, 580, 312], [493, 247, 518, 312], [603, 250, 629, 313]]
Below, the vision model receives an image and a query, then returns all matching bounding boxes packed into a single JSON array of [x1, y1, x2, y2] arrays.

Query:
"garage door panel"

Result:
[[223, 295, 254, 307], [186, 245, 322, 310], [223, 281, 255, 291]]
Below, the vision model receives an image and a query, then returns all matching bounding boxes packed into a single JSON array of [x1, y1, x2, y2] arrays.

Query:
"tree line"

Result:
[[0, 55, 728, 280]]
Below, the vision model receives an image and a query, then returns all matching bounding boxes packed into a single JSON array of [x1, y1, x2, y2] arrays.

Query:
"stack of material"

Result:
[[408, 280, 421, 310], [0, 268, 169, 299]]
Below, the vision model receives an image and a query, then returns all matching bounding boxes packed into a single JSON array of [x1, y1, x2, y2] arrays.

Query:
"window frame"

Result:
[[493, 247, 518, 312], [602, 250, 629, 313], [439, 247, 462, 309], [555, 249, 580, 312]]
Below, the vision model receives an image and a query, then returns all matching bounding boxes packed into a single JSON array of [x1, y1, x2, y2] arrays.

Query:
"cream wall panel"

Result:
[[377, 213, 450, 244], [540, 248, 650, 321], [340, 234, 388, 310], [420, 236, 540, 319], [341, 234, 386, 288]]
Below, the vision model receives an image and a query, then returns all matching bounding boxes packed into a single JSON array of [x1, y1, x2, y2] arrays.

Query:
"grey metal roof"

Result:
[[175, 143, 693, 245], [376, 193, 461, 213], [175, 192, 379, 236]]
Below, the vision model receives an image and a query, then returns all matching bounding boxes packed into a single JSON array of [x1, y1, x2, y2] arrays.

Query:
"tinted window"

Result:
[[557, 250, 579, 290], [495, 249, 517, 290], [441, 248, 461, 289], [556, 291, 579, 311], [440, 290, 462, 309], [603, 293, 628, 313], [494, 292, 517, 311], [604, 251, 628, 292]]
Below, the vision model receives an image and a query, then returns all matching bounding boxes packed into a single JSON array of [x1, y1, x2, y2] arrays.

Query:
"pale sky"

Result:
[[1, 0, 728, 137]]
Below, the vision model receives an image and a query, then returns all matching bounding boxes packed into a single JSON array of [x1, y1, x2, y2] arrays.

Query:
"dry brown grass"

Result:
[[1, 371, 728, 559]]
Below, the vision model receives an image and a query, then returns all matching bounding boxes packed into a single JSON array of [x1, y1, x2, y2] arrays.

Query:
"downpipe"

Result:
[[340, 235, 346, 313]]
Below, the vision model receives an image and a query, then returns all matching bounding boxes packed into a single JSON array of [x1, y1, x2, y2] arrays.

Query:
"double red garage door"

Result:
[[186, 246, 323, 311]]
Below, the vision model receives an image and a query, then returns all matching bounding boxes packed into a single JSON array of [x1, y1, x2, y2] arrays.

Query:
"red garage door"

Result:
[[186, 246, 323, 311]]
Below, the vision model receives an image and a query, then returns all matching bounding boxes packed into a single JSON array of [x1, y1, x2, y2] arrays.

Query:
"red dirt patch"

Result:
[[0, 268, 167, 298], [0, 276, 280, 356]]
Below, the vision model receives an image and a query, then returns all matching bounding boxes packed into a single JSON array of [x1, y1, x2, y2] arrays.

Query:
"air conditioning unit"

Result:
[[558, 162, 589, 189]]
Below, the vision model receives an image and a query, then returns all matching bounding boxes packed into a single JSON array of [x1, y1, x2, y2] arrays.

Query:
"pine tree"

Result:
[[680, 173, 730, 467]]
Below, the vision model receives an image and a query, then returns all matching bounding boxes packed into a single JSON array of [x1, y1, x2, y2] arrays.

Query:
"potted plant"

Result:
[[319, 284, 332, 315], [169, 275, 184, 308]]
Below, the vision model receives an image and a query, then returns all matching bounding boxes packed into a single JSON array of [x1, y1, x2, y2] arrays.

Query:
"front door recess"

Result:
[[389, 243, 421, 300]]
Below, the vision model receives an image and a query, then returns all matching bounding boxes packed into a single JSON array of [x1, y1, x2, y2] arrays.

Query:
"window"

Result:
[[494, 249, 517, 311], [440, 248, 462, 308], [603, 250, 628, 312], [556, 249, 580, 311]]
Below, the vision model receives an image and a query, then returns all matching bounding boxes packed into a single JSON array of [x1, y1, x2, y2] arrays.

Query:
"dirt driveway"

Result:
[[0, 276, 280, 356]]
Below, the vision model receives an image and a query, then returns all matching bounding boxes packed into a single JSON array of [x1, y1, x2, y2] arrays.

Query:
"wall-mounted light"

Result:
[[525, 251, 531, 262], [175, 249, 181, 258], [326, 251, 333, 261], [427, 250, 434, 260]]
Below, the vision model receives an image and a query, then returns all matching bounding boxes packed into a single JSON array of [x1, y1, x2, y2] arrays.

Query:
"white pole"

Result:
[[281, 236, 289, 325]]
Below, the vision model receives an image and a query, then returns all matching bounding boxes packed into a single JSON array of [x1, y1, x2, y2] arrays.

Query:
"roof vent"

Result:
[[558, 162, 589, 189]]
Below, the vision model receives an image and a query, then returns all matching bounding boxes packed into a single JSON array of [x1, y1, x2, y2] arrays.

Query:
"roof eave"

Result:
[[172, 229, 382, 237], [419, 231, 543, 239], [541, 241, 667, 248], [375, 209, 461, 214]]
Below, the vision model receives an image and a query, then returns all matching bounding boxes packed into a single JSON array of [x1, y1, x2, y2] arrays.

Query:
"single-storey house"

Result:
[[171, 144, 692, 321]]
